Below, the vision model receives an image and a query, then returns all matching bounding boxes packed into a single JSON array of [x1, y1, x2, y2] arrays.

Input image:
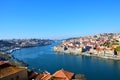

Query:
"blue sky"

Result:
[[0, 0, 120, 39]]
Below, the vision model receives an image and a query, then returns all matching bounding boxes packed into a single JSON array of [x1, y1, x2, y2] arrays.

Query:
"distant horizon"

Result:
[[0, 32, 119, 40], [0, 0, 120, 39]]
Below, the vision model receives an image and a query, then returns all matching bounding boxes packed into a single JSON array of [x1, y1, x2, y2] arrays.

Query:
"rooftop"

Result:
[[36, 73, 44, 79], [0, 63, 26, 78], [41, 73, 51, 80], [0, 61, 5, 66], [52, 69, 74, 80]]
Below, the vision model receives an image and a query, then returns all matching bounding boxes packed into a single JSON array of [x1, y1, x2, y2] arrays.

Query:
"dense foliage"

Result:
[[115, 46, 120, 51]]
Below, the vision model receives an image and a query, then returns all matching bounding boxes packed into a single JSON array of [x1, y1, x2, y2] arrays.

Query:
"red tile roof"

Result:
[[0, 61, 5, 66], [36, 74, 44, 80], [52, 69, 74, 80], [41, 73, 51, 80]]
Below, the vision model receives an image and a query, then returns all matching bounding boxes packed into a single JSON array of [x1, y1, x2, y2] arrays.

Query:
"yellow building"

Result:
[[113, 44, 119, 48], [0, 61, 28, 80]]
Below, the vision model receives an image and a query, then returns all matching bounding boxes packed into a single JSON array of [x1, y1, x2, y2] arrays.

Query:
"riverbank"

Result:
[[0, 40, 55, 69], [0, 52, 23, 66], [54, 33, 120, 60], [54, 46, 120, 60], [0, 39, 53, 53]]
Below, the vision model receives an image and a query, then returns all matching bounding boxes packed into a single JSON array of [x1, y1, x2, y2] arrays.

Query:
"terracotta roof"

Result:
[[0, 65, 26, 78], [36, 73, 44, 80], [51, 77, 66, 80], [0, 61, 5, 66], [52, 69, 74, 80], [41, 73, 51, 80]]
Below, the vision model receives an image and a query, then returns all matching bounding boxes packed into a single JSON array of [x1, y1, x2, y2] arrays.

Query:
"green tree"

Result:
[[115, 46, 120, 51]]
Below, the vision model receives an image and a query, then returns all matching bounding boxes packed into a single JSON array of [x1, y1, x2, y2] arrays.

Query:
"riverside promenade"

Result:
[[54, 33, 120, 60]]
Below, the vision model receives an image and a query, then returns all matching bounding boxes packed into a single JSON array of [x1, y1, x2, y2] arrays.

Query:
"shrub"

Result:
[[115, 46, 120, 51]]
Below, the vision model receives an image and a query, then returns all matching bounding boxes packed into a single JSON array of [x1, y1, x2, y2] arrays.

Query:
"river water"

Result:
[[12, 42, 120, 80]]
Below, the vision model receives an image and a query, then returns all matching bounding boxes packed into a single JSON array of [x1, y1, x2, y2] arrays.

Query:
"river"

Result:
[[12, 42, 120, 80]]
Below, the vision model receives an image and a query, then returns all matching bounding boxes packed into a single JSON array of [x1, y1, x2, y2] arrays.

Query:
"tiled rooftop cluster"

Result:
[[54, 33, 120, 57]]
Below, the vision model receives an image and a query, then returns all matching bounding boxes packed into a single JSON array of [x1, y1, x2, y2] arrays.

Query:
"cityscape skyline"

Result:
[[0, 0, 120, 39]]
